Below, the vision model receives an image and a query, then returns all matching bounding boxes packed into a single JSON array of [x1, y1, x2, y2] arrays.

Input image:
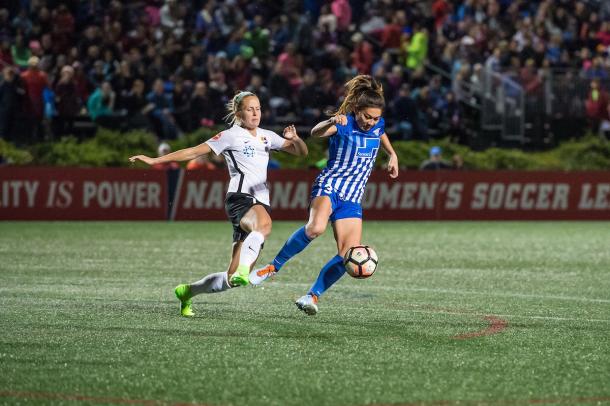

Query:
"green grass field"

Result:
[[1, 221, 609, 406]]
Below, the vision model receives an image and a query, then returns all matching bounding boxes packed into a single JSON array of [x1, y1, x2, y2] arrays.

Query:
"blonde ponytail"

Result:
[[224, 91, 256, 125]]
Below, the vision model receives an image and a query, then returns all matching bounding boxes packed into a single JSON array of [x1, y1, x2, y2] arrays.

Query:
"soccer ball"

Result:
[[343, 245, 378, 278]]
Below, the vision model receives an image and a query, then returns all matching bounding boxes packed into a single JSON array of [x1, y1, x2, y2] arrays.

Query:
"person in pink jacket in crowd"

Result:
[[331, 0, 351, 32]]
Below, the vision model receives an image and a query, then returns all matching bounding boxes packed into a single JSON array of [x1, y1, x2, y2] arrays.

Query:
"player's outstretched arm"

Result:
[[310, 115, 346, 138], [380, 133, 399, 179], [129, 142, 212, 166]]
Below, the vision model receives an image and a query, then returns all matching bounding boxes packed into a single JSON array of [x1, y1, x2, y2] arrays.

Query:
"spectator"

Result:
[[351, 32, 374, 74], [152, 142, 180, 170], [371, 52, 394, 82], [190, 81, 215, 129], [380, 12, 405, 50], [406, 27, 428, 71], [71, 62, 90, 105], [585, 78, 609, 132], [112, 61, 135, 96], [175, 53, 201, 85], [186, 154, 217, 171], [317, 4, 338, 45], [414, 86, 431, 140], [298, 69, 323, 125], [12, 9, 32, 36], [11, 33, 30, 69], [420, 146, 453, 170], [20, 56, 49, 141], [244, 15, 270, 58], [160, 0, 185, 38], [54, 65, 81, 136], [392, 84, 418, 140], [87, 81, 122, 129], [331, 0, 351, 33], [452, 153, 464, 170], [172, 78, 191, 133], [88, 60, 108, 89], [147, 78, 177, 139], [122, 79, 152, 130], [277, 42, 302, 90], [0, 40, 13, 67], [245, 74, 271, 122], [0, 67, 25, 141], [443, 91, 464, 143]]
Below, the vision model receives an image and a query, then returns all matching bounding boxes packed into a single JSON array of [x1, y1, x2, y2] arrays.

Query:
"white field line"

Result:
[[273, 282, 610, 304], [271, 282, 610, 323], [403, 308, 610, 324]]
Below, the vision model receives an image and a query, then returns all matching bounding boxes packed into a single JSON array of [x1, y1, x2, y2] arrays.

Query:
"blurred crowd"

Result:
[[1, 0, 610, 147]]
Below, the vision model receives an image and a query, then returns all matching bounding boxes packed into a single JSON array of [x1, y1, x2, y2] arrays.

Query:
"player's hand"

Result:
[[330, 114, 347, 126], [129, 155, 156, 166], [283, 124, 299, 140], [387, 154, 399, 179]]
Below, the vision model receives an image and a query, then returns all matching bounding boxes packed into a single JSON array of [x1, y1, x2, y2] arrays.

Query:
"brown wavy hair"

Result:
[[335, 75, 385, 115]]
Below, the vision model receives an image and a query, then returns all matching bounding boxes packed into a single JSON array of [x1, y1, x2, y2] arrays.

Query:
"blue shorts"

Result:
[[310, 185, 363, 222]]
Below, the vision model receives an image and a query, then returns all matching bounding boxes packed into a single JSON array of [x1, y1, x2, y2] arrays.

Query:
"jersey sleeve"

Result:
[[334, 121, 348, 137], [267, 131, 286, 151], [378, 117, 386, 135], [205, 131, 232, 154]]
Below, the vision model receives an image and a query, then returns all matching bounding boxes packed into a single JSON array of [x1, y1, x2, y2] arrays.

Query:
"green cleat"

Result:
[[229, 265, 250, 287], [174, 284, 194, 317]]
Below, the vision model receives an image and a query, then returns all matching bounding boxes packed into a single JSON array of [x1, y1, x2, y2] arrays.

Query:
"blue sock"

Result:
[[309, 255, 345, 297], [272, 226, 312, 271]]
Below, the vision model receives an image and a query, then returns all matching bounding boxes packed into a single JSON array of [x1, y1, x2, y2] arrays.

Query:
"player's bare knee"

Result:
[[256, 220, 272, 237], [305, 222, 325, 239]]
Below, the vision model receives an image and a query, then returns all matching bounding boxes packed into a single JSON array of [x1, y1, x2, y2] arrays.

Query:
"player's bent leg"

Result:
[[309, 255, 345, 297], [332, 217, 363, 257], [230, 205, 271, 286], [304, 196, 333, 239], [297, 217, 363, 314], [175, 242, 241, 317], [250, 196, 332, 285]]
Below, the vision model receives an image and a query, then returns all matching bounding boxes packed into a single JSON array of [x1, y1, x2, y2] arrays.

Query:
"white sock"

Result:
[[189, 272, 231, 296], [239, 231, 265, 268]]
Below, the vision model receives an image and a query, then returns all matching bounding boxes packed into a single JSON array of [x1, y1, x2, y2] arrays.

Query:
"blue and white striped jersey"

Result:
[[314, 114, 384, 203]]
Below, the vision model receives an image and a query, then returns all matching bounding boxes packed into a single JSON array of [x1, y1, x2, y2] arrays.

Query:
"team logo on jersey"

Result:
[[373, 128, 381, 136], [260, 136, 268, 144], [356, 138, 380, 158], [243, 145, 255, 157]]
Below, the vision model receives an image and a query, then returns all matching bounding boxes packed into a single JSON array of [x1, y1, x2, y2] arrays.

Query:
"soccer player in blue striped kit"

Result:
[[250, 75, 399, 315]]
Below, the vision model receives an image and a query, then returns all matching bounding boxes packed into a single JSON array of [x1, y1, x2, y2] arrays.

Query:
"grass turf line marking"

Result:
[[4, 391, 608, 406], [276, 282, 610, 304], [366, 395, 610, 405], [0, 390, 213, 406]]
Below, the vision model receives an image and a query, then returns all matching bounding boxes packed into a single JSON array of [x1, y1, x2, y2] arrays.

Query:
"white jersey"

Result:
[[205, 124, 286, 205]]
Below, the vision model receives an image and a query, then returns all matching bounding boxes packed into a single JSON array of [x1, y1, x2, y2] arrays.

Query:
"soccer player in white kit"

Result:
[[129, 91, 308, 316]]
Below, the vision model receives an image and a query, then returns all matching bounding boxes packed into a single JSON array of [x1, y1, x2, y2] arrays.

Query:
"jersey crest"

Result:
[[356, 138, 380, 158], [243, 145, 255, 158]]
